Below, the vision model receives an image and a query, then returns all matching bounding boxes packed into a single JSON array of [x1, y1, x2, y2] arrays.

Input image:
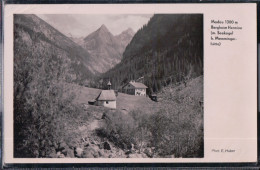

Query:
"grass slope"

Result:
[[68, 83, 158, 113], [60, 75, 203, 158]]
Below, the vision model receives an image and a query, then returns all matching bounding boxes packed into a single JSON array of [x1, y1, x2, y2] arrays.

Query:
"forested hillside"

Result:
[[102, 14, 203, 93]]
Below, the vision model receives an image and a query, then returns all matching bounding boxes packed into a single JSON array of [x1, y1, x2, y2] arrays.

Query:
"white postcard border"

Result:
[[3, 3, 257, 163]]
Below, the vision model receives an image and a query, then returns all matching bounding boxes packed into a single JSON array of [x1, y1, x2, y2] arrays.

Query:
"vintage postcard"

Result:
[[3, 3, 257, 164]]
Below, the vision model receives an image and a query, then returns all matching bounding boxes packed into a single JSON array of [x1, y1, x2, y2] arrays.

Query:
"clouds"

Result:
[[37, 14, 152, 38]]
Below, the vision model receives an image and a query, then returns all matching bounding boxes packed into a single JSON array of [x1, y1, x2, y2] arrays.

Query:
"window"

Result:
[[106, 101, 109, 104]]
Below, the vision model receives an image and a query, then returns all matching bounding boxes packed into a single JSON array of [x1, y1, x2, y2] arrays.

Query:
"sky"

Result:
[[37, 14, 152, 38]]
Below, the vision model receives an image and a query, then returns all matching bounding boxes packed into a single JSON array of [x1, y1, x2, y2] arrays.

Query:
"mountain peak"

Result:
[[83, 24, 133, 73], [125, 28, 134, 33], [120, 28, 135, 36], [98, 24, 109, 32], [84, 24, 113, 42]]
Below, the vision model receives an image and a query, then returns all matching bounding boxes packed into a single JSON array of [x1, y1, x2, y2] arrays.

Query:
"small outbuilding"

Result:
[[96, 90, 116, 109], [122, 81, 148, 96]]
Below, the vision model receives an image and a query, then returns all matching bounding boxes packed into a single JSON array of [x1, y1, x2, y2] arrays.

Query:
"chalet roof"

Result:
[[123, 81, 148, 89], [96, 90, 116, 101]]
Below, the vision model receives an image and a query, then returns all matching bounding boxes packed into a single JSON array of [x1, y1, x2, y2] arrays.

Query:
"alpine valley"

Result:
[[13, 14, 204, 159]]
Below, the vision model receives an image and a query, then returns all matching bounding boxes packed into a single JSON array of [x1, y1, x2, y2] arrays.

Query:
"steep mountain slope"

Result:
[[14, 14, 99, 79], [13, 14, 96, 157], [83, 25, 134, 73], [102, 14, 203, 93], [115, 28, 135, 50]]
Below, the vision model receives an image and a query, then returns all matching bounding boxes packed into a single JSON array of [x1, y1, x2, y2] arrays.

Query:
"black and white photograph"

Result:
[[13, 13, 203, 158]]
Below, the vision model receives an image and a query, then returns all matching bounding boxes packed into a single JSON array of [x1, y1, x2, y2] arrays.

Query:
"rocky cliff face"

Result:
[[115, 28, 135, 51], [82, 25, 135, 73]]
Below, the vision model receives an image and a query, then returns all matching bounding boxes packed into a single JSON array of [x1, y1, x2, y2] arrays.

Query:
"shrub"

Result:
[[146, 102, 203, 157], [97, 110, 137, 149], [98, 106, 203, 158]]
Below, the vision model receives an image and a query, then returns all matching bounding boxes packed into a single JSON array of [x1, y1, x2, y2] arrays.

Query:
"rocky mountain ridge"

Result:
[[81, 25, 135, 73]]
